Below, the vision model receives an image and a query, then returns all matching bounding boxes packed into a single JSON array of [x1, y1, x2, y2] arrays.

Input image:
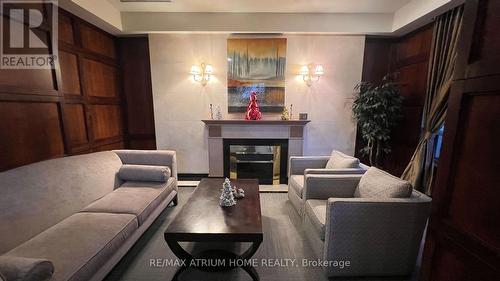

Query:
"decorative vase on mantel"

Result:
[[245, 92, 262, 120], [281, 106, 290, 120]]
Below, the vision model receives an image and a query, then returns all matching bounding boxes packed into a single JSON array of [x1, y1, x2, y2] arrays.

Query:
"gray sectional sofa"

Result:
[[0, 150, 178, 281]]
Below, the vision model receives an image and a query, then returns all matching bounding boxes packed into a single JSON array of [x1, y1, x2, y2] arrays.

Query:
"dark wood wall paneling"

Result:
[[387, 25, 433, 176], [59, 9, 125, 155], [118, 37, 156, 149], [420, 0, 500, 280], [0, 8, 125, 171], [356, 24, 433, 176]]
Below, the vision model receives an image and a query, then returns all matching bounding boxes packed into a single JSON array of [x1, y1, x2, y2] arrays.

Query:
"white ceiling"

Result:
[[109, 0, 411, 13], [61, 0, 462, 35]]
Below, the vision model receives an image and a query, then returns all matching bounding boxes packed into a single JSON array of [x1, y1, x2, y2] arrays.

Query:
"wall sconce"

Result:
[[190, 63, 213, 86], [299, 64, 324, 86]]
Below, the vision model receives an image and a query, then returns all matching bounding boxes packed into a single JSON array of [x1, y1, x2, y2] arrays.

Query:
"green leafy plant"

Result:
[[352, 74, 403, 167]]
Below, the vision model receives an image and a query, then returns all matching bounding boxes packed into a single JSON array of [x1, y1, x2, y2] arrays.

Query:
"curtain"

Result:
[[401, 5, 464, 195]]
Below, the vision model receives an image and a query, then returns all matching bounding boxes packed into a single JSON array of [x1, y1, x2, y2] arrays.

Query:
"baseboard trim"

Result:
[[178, 173, 209, 181]]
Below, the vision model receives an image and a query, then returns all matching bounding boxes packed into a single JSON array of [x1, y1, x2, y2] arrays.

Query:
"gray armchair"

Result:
[[288, 151, 368, 216], [302, 168, 432, 277]]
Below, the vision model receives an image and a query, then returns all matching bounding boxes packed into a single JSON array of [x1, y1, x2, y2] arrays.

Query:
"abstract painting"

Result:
[[227, 38, 286, 112]]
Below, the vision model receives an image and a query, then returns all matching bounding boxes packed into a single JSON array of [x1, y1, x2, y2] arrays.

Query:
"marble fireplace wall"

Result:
[[149, 34, 365, 173]]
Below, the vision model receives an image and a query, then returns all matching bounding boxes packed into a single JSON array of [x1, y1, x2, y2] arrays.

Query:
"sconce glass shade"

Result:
[[300, 63, 324, 87], [204, 64, 213, 74], [299, 65, 310, 75], [314, 65, 324, 76], [190, 63, 212, 86], [190, 65, 201, 75]]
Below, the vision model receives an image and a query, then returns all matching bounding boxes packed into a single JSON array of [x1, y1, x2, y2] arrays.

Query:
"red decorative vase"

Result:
[[245, 92, 262, 120]]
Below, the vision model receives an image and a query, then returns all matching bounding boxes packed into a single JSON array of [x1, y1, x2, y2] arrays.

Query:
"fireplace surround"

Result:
[[202, 119, 310, 182], [223, 139, 288, 184]]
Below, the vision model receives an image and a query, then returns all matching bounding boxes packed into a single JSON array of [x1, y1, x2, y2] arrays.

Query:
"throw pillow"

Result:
[[354, 167, 413, 198], [0, 256, 54, 281], [119, 164, 171, 182], [325, 151, 360, 169]]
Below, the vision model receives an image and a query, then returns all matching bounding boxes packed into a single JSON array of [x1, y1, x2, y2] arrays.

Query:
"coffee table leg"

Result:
[[166, 238, 262, 281], [165, 237, 193, 261], [171, 266, 188, 281], [238, 240, 262, 281], [242, 265, 260, 281], [239, 240, 262, 260]]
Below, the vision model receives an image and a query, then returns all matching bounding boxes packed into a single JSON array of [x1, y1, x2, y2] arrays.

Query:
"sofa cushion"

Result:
[[325, 151, 360, 169], [0, 256, 54, 281], [354, 167, 413, 198], [118, 164, 171, 182], [304, 200, 327, 240], [82, 178, 176, 225], [289, 175, 305, 198], [6, 213, 138, 281]]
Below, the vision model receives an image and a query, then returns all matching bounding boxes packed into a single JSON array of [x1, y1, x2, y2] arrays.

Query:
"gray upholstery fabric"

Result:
[[289, 156, 330, 176], [113, 150, 177, 179], [303, 174, 362, 200], [119, 177, 177, 191], [288, 188, 304, 216], [288, 154, 367, 218], [304, 168, 366, 175], [118, 165, 171, 182], [83, 178, 176, 225], [0, 149, 179, 281], [354, 167, 413, 198], [325, 150, 360, 169], [0, 256, 54, 281], [304, 200, 327, 240], [6, 213, 138, 281], [0, 152, 122, 254], [289, 175, 304, 198], [322, 191, 431, 276], [303, 214, 326, 260]]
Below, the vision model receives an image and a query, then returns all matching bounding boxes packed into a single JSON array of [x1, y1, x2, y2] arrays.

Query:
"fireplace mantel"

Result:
[[203, 119, 310, 177], [202, 119, 310, 126]]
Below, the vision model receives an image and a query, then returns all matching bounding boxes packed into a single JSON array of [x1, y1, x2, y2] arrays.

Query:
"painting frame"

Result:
[[227, 38, 287, 113]]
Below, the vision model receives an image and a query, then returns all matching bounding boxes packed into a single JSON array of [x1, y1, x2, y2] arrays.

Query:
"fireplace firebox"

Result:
[[223, 139, 288, 185]]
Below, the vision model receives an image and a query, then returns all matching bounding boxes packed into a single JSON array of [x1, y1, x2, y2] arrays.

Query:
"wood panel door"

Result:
[[420, 0, 500, 280]]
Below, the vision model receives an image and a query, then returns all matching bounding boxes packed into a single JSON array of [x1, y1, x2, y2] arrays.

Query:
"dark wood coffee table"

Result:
[[164, 178, 263, 280]]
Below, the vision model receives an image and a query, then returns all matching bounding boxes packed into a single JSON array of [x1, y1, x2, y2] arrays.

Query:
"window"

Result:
[[433, 124, 445, 160]]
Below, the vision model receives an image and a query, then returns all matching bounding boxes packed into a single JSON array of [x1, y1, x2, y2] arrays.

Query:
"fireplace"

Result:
[[223, 139, 288, 184], [202, 119, 309, 179]]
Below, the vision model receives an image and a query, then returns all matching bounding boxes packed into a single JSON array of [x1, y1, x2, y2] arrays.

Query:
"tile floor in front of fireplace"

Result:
[[105, 186, 418, 281]]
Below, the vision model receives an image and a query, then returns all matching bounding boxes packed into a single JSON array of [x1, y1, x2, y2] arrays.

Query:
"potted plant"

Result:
[[352, 74, 403, 167]]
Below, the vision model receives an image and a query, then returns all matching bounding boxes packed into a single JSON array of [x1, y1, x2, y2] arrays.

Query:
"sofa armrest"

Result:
[[304, 168, 367, 175], [289, 156, 330, 176], [323, 192, 432, 275], [0, 256, 54, 281], [113, 150, 177, 179], [303, 174, 362, 200]]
